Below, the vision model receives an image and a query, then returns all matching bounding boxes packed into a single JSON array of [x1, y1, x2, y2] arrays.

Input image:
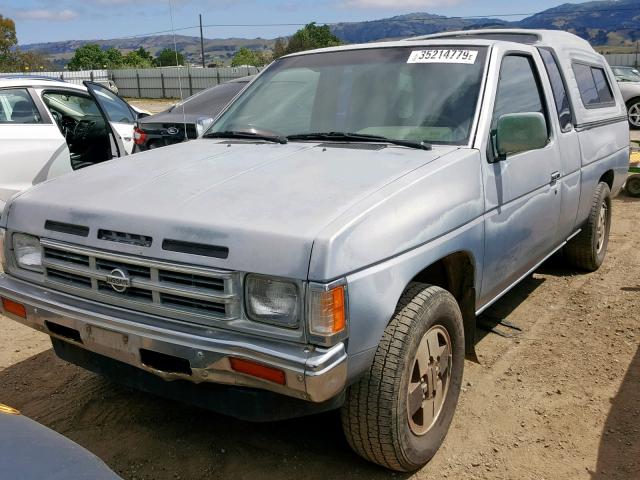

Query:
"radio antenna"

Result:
[[168, 0, 188, 141]]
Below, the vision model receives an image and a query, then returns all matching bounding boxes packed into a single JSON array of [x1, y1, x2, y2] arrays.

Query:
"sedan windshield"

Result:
[[208, 46, 488, 145], [613, 67, 640, 83]]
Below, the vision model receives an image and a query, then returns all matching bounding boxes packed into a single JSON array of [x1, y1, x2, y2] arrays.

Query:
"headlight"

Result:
[[0, 228, 6, 270], [245, 274, 299, 328], [308, 281, 347, 339], [12, 233, 43, 273]]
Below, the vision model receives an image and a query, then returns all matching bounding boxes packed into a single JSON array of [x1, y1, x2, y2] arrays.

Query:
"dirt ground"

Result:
[[127, 98, 177, 114], [1, 196, 639, 479]]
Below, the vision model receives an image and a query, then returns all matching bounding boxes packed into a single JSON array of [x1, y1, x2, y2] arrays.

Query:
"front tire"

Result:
[[341, 283, 464, 472], [627, 99, 640, 129], [565, 182, 612, 271]]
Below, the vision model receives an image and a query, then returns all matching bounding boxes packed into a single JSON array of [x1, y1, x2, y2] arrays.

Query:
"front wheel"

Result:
[[627, 99, 640, 129], [565, 182, 612, 271], [341, 283, 464, 472]]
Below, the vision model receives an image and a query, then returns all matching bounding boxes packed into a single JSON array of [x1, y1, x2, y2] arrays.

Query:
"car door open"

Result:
[[84, 81, 136, 156]]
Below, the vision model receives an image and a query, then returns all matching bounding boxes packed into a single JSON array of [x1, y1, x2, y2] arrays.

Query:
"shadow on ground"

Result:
[[592, 346, 640, 480]]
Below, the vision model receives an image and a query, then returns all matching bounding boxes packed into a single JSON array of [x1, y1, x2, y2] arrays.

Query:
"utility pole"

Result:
[[199, 14, 206, 68]]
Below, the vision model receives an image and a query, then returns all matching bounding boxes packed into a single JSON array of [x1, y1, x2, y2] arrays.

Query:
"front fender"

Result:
[[309, 149, 485, 281]]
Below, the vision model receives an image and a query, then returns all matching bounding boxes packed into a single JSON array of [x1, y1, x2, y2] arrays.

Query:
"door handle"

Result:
[[550, 171, 561, 183]]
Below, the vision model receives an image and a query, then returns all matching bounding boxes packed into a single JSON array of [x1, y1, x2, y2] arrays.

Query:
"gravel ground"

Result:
[[0, 193, 638, 480], [127, 98, 176, 114]]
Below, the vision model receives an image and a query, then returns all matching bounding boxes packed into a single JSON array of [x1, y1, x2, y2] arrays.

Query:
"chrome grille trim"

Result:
[[41, 239, 240, 325]]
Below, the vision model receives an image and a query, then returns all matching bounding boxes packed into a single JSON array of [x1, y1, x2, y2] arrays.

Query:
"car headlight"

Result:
[[245, 274, 300, 328], [12, 233, 43, 273], [0, 228, 6, 270]]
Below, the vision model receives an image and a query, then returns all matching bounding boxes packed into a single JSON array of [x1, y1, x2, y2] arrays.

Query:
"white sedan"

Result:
[[0, 76, 149, 212]]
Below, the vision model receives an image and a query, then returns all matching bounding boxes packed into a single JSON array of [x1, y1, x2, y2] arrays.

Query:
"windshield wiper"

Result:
[[287, 132, 432, 150], [204, 130, 288, 144]]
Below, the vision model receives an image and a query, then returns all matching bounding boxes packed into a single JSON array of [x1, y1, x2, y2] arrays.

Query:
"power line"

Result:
[[55, 5, 640, 43]]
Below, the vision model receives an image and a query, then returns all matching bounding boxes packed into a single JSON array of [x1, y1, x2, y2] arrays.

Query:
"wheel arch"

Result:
[[599, 170, 614, 191], [625, 96, 640, 109], [407, 251, 477, 355]]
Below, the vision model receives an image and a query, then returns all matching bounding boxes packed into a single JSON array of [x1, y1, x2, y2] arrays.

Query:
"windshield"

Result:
[[208, 46, 488, 145], [174, 81, 248, 116], [613, 67, 640, 82]]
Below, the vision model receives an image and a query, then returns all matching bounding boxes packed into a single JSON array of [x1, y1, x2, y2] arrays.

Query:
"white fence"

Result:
[[109, 66, 261, 99], [3, 69, 110, 84], [604, 53, 639, 67], [3, 67, 261, 98]]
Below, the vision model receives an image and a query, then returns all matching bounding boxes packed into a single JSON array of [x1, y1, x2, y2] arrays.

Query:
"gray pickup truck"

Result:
[[0, 29, 629, 471]]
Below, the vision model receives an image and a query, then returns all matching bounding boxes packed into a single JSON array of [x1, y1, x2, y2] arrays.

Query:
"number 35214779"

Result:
[[407, 49, 478, 64]]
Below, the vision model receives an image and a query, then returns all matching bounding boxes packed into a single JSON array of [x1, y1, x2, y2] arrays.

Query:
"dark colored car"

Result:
[[133, 76, 252, 151], [0, 403, 122, 479]]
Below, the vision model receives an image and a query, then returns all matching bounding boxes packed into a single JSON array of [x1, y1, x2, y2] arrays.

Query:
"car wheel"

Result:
[[626, 99, 640, 129], [625, 175, 640, 198], [341, 283, 464, 472], [565, 182, 612, 271]]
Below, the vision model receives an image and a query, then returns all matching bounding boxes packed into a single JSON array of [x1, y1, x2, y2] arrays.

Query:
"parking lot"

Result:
[[0, 190, 638, 480]]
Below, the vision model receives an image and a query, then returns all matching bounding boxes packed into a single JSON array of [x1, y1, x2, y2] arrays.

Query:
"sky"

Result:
[[1, 0, 592, 45]]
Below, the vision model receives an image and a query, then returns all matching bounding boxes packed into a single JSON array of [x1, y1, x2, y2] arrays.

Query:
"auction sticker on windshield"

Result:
[[408, 49, 478, 64]]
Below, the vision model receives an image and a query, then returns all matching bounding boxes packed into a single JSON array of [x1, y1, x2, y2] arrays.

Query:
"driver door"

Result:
[[84, 81, 136, 155]]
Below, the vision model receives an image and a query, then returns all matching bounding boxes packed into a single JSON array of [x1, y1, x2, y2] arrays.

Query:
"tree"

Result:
[[104, 47, 123, 69], [134, 47, 154, 63], [273, 38, 287, 59], [67, 44, 107, 71], [0, 14, 18, 70], [123, 51, 153, 68], [156, 48, 186, 67], [16, 51, 52, 72], [231, 47, 272, 67], [274, 23, 342, 59]]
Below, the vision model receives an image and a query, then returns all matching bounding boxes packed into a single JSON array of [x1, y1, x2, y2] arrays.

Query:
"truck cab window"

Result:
[[491, 55, 548, 135], [538, 48, 573, 131]]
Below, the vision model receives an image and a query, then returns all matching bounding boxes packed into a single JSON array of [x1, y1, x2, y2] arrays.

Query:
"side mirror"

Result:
[[136, 112, 151, 120], [495, 112, 548, 158]]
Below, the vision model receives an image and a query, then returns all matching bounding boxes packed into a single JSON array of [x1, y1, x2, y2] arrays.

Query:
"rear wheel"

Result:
[[565, 182, 611, 271], [341, 283, 464, 472], [625, 175, 640, 198]]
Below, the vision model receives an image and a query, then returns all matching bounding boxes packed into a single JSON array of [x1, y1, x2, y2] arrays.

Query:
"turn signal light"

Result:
[[229, 358, 286, 385], [1, 298, 26, 319], [308, 285, 346, 336]]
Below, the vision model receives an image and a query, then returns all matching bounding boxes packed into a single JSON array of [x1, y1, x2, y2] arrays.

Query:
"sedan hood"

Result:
[[7, 140, 455, 279]]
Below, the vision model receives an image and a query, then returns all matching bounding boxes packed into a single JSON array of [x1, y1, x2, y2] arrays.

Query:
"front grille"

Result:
[[98, 229, 152, 248], [41, 239, 240, 326]]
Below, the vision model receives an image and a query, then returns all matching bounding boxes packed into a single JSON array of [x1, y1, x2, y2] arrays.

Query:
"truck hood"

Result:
[[6, 139, 456, 279]]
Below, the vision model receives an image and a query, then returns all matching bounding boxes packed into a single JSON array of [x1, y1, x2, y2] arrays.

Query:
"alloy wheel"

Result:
[[407, 325, 452, 436]]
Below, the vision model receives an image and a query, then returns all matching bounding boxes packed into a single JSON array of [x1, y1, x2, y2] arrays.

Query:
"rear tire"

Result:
[[341, 283, 464, 472], [625, 175, 640, 198], [565, 182, 611, 271]]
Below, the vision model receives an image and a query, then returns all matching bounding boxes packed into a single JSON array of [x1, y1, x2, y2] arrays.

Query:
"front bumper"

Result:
[[0, 274, 347, 403]]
